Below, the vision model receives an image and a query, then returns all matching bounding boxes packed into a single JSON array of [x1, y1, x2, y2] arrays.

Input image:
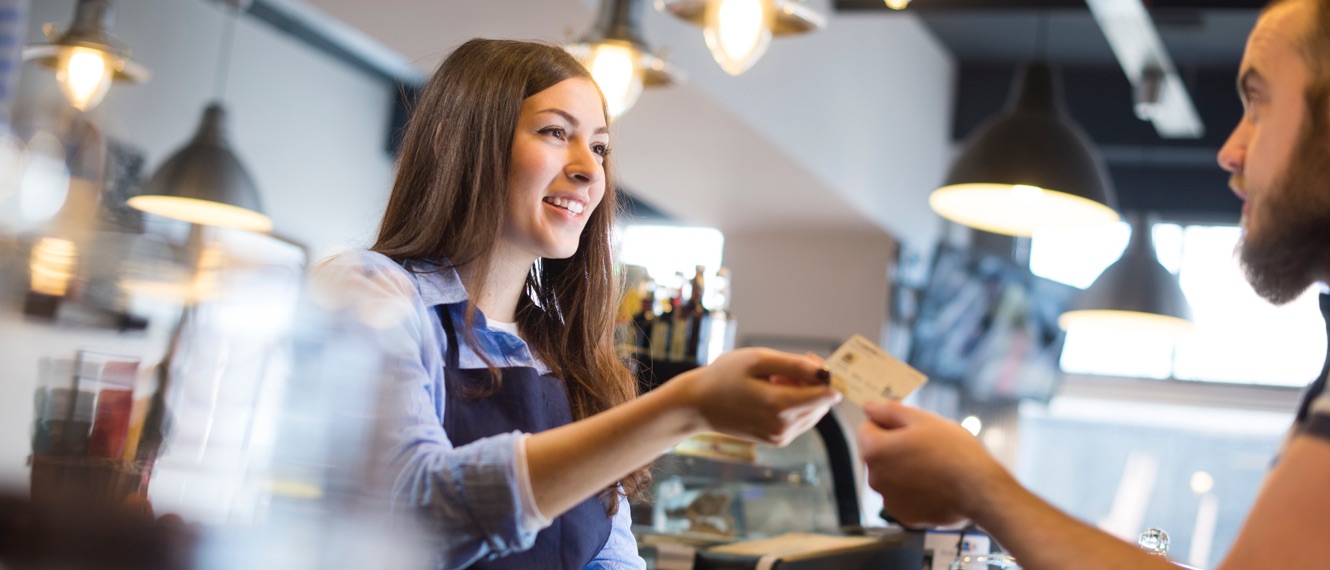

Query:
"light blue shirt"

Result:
[[314, 250, 644, 569]]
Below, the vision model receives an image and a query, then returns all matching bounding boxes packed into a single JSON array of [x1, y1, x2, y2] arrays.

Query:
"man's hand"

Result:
[[857, 400, 1012, 527]]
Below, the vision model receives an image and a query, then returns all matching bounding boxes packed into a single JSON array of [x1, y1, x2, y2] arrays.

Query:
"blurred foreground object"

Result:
[[1, 117, 428, 567]]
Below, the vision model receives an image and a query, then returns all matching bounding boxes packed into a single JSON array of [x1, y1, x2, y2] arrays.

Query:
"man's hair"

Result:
[[372, 39, 646, 513], [1268, 0, 1330, 100]]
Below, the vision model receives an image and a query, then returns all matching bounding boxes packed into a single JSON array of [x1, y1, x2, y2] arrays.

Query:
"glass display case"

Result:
[[627, 370, 927, 570], [638, 419, 843, 541]]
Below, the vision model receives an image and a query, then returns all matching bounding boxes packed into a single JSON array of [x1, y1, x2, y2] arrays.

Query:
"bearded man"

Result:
[[858, 0, 1330, 567]]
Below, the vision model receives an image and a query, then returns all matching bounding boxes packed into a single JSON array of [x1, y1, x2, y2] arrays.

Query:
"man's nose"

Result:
[[1217, 120, 1249, 174]]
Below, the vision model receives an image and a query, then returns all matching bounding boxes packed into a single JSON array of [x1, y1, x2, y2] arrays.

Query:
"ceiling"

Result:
[[258, 0, 1265, 253], [267, 0, 957, 256], [839, 0, 1263, 222]]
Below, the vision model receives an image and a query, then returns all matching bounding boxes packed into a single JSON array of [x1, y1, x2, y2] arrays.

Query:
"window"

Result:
[[616, 224, 725, 285], [1030, 223, 1326, 386]]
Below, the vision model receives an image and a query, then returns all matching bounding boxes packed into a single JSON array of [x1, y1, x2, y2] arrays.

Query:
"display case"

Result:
[[633, 412, 854, 540], [630, 351, 930, 569]]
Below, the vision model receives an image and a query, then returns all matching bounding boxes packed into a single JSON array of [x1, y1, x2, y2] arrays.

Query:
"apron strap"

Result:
[[435, 304, 461, 370]]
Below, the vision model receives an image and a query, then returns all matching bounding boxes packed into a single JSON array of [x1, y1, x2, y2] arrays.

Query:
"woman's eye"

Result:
[[592, 143, 610, 157], [540, 127, 567, 140]]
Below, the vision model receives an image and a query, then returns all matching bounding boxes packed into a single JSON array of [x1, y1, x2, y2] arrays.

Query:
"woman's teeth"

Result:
[[543, 197, 585, 215]]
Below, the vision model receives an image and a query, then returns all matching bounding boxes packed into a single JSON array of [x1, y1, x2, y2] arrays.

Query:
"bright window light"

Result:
[[1030, 222, 1129, 289], [1171, 226, 1324, 385], [617, 225, 724, 284], [1032, 223, 1326, 386]]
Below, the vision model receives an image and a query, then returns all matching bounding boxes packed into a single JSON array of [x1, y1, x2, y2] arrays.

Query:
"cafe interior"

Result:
[[0, 0, 1308, 568]]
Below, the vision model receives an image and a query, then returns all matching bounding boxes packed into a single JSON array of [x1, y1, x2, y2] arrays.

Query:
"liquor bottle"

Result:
[[699, 268, 734, 365], [650, 291, 673, 360], [616, 277, 644, 358], [669, 280, 691, 361], [686, 265, 709, 363], [632, 281, 655, 357]]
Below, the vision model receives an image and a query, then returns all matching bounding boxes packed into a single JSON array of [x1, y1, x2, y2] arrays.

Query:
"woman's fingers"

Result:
[[736, 348, 827, 384], [767, 382, 840, 411]]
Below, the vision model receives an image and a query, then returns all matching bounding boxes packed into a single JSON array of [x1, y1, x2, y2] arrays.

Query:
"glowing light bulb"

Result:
[[55, 46, 115, 111], [588, 42, 644, 119], [885, 0, 911, 9], [30, 237, 78, 297], [704, 0, 772, 76]]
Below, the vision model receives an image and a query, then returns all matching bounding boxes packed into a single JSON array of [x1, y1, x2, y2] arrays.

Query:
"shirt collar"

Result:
[[404, 258, 470, 307]]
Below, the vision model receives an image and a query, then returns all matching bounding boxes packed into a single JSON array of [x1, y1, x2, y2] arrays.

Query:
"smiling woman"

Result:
[[311, 39, 840, 570], [503, 79, 609, 262]]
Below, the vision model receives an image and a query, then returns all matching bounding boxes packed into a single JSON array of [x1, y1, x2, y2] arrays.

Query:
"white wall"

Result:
[[723, 228, 896, 350], [636, 4, 955, 254], [15, 0, 397, 259]]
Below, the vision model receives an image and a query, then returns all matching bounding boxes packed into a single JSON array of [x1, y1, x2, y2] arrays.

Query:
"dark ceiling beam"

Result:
[[952, 64, 1242, 147]]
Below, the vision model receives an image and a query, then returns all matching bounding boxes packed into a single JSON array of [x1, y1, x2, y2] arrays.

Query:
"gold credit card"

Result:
[[826, 335, 928, 406]]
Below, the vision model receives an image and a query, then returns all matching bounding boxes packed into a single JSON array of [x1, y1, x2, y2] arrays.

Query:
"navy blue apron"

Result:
[[436, 304, 612, 569]]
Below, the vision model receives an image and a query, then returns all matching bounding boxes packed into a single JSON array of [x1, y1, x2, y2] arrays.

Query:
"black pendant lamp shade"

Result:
[[930, 62, 1119, 237], [1058, 214, 1193, 334], [128, 104, 272, 232]]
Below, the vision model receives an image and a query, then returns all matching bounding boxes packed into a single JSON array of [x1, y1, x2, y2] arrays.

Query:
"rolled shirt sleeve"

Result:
[[312, 251, 548, 568]]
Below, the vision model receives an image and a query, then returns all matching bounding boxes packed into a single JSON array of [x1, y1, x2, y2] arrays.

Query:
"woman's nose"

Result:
[[565, 148, 602, 184]]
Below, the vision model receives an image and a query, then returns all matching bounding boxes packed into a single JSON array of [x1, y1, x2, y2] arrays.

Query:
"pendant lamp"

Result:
[[656, 0, 824, 76], [22, 0, 150, 112], [129, 104, 269, 232], [127, 0, 270, 232], [1058, 214, 1193, 334], [567, 0, 680, 120], [930, 62, 1119, 237]]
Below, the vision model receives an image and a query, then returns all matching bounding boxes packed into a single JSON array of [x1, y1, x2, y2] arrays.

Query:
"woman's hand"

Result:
[[527, 347, 837, 520], [667, 347, 841, 446]]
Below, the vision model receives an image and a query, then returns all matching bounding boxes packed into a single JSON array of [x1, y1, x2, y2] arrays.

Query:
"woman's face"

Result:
[[501, 77, 609, 262]]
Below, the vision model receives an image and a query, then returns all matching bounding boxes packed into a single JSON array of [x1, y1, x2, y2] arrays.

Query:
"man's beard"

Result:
[[1238, 109, 1330, 305]]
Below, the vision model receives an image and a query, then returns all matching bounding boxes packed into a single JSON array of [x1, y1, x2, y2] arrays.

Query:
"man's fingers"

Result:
[[863, 399, 913, 429], [858, 420, 894, 457]]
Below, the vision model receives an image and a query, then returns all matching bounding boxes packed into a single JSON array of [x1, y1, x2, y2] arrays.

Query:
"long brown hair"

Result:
[[373, 39, 646, 512]]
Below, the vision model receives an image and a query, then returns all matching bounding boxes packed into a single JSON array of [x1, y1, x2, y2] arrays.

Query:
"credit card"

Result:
[[825, 335, 928, 406]]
